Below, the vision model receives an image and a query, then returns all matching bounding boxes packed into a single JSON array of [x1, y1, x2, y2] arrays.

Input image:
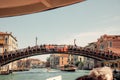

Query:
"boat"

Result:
[[46, 67, 51, 72], [46, 75, 62, 80], [0, 70, 12, 75], [60, 65, 76, 72]]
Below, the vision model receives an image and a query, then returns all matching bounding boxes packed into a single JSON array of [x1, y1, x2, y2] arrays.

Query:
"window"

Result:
[[100, 44, 104, 50], [5, 36, 8, 44], [4, 49, 7, 53], [79, 58, 81, 61], [109, 41, 112, 47], [0, 47, 3, 53]]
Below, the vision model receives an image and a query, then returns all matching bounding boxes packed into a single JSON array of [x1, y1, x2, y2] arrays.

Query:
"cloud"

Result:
[[55, 32, 102, 47], [56, 26, 120, 47], [73, 32, 102, 47]]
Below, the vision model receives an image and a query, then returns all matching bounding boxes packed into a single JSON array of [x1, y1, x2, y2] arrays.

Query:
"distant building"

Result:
[[49, 53, 85, 69], [50, 54, 69, 69], [72, 55, 84, 69], [83, 42, 97, 70], [28, 58, 45, 68], [74, 56, 84, 63], [16, 58, 45, 69], [59, 54, 69, 67], [50, 54, 59, 68]]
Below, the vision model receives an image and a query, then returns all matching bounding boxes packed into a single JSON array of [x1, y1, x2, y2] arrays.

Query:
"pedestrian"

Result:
[[75, 75, 97, 80], [89, 66, 113, 80]]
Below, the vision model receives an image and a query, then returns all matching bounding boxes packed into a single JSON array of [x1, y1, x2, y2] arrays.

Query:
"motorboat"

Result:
[[60, 65, 76, 72]]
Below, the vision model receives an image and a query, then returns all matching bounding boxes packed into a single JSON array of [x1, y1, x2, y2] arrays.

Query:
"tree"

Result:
[[75, 61, 84, 69]]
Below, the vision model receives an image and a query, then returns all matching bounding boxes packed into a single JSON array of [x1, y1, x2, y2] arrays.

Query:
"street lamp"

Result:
[[35, 37, 38, 46], [74, 39, 77, 47]]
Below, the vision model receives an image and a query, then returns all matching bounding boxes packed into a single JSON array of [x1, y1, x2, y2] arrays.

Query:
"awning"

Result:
[[0, 0, 85, 18]]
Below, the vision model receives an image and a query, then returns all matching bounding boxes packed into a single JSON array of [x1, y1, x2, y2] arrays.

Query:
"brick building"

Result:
[[97, 34, 120, 55]]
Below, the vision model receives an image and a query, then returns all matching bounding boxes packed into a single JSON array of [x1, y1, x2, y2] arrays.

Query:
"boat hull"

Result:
[[61, 69, 76, 72]]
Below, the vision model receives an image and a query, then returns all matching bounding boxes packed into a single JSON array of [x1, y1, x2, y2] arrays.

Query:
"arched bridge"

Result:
[[0, 44, 120, 66]]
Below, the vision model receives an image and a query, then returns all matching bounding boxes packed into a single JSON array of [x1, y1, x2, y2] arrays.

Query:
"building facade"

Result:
[[50, 54, 60, 68], [0, 32, 18, 71], [50, 54, 69, 69], [97, 34, 120, 51], [83, 42, 97, 70], [72, 55, 84, 69], [97, 34, 120, 55], [0, 32, 18, 54], [59, 54, 69, 67]]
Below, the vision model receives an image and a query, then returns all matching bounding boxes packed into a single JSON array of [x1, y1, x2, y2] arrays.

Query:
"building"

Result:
[[28, 58, 45, 68], [50, 54, 59, 68], [0, 32, 18, 54], [97, 34, 120, 55], [50, 54, 69, 69], [50, 53, 84, 69], [0, 32, 18, 72], [59, 54, 69, 67], [72, 55, 84, 69], [83, 42, 97, 70]]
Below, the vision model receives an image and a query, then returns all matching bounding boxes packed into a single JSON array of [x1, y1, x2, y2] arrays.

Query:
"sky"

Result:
[[0, 0, 120, 61]]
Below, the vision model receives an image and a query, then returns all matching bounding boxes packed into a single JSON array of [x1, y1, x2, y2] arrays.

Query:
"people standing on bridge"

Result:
[[63, 45, 68, 52]]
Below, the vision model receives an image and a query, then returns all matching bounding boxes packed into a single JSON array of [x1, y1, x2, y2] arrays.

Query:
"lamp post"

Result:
[[35, 37, 38, 46], [74, 39, 77, 47]]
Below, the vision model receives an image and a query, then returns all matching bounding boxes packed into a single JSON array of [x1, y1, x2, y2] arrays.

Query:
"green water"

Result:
[[0, 68, 89, 80]]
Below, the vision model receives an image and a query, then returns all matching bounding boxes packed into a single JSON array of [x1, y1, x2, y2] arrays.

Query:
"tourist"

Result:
[[75, 75, 97, 80], [89, 66, 113, 80], [76, 66, 113, 80]]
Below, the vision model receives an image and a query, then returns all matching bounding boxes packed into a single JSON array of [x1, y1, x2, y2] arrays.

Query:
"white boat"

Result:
[[46, 75, 62, 80]]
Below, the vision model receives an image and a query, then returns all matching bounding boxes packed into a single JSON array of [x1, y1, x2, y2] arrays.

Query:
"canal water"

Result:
[[0, 68, 89, 80]]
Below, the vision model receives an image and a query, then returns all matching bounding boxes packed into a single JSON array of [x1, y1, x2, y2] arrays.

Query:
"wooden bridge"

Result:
[[0, 45, 120, 66]]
